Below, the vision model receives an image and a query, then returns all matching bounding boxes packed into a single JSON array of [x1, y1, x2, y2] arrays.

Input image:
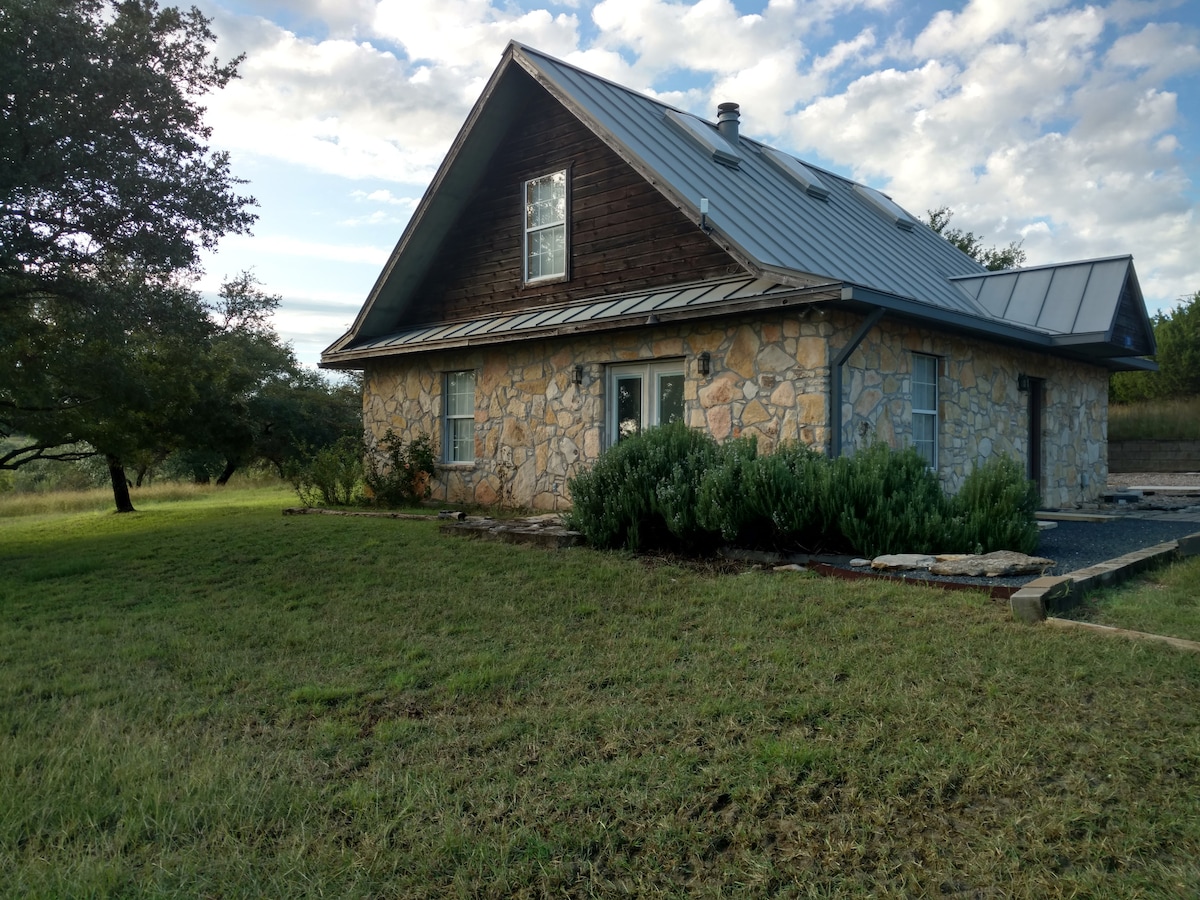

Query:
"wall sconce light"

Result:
[[572, 364, 584, 386], [1017, 374, 1030, 393], [698, 351, 711, 377]]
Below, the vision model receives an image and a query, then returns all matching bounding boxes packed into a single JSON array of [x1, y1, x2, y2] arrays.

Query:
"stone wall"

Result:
[[362, 309, 1110, 510], [838, 317, 1109, 508], [1109, 440, 1200, 473]]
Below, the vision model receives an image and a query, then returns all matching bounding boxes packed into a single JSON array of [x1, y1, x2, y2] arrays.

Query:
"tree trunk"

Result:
[[215, 458, 239, 486], [135, 465, 148, 488], [107, 455, 136, 513]]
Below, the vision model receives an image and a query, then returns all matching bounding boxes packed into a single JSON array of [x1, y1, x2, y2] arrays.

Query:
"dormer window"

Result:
[[524, 170, 568, 283]]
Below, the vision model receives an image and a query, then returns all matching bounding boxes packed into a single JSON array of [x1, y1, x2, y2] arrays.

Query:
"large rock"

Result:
[[928, 551, 1055, 577], [871, 554, 936, 571]]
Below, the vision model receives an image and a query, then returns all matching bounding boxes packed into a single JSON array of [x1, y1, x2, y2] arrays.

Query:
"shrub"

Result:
[[695, 436, 763, 544], [944, 456, 1040, 554], [286, 435, 364, 507], [696, 440, 832, 550], [570, 434, 1040, 559], [365, 430, 435, 508], [566, 422, 721, 551], [827, 443, 947, 557]]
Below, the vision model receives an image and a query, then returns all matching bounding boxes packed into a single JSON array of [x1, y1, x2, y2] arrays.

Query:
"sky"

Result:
[[188, 0, 1200, 370]]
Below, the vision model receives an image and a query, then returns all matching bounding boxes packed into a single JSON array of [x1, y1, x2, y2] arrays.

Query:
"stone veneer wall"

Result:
[[362, 309, 1109, 510], [837, 316, 1109, 509]]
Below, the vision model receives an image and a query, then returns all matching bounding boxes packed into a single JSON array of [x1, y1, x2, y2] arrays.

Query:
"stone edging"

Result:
[[1009, 531, 1200, 635]]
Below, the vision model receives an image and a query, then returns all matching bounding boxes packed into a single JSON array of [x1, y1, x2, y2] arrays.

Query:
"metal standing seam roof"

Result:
[[336, 276, 828, 359], [322, 42, 1155, 367], [950, 256, 1145, 338]]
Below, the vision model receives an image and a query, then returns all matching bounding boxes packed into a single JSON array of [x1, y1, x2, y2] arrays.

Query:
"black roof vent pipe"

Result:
[[717, 102, 740, 145]]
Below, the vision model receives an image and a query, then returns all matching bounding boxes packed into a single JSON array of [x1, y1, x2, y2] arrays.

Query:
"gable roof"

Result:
[[322, 42, 1155, 370]]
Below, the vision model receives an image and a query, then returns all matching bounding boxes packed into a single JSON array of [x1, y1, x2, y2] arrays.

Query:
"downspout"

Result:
[[830, 307, 885, 458]]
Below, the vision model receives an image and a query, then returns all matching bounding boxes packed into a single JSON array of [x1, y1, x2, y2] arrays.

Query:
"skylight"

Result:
[[853, 184, 917, 231], [762, 148, 830, 200], [664, 110, 741, 169]]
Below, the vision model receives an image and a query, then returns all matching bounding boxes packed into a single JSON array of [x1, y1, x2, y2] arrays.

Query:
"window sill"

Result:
[[437, 461, 476, 471]]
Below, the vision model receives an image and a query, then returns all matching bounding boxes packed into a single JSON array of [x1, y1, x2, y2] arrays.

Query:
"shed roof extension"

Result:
[[322, 42, 1155, 370]]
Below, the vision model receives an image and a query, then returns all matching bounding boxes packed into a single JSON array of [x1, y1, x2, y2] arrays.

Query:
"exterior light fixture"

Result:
[[698, 351, 711, 376], [1017, 374, 1030, 393], [572, 364, 584, 386]]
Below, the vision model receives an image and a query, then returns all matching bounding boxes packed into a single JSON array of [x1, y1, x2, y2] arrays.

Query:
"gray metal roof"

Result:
[[329, 276, 839, 363], [322, 42, 1154, 368]]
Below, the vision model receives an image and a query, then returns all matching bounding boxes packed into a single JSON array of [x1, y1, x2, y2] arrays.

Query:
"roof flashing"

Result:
[[761, 148, 830, 200], [853, 184, 917, 231], [665, 109, 742, 169]]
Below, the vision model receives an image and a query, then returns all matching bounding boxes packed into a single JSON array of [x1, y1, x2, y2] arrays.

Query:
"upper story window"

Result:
[[524, 170, 568, 283], [911, 353, 939, 469]]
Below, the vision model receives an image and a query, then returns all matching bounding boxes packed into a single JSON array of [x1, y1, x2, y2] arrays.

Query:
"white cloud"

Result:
[[195, 0, 1199, 330], [372, 0, 580, 71]]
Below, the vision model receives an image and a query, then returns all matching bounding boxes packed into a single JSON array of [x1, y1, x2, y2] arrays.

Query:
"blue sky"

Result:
[[191, 0, 1200, 369]]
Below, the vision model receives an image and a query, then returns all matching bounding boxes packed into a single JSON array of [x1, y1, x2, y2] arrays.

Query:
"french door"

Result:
[[607, 362, 685, 446]]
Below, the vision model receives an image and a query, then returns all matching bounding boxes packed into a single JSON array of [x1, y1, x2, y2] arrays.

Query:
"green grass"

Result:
[[1072, 555, 1200, 642], [1109, 396, 1200, 441], [3, 488, 1200, 896]]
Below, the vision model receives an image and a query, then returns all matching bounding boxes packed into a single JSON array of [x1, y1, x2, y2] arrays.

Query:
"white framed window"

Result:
[[524, 170, 568, 283], [912, 353, 939, 469], [444, 371, 475, 463], [607, 361, 685, 446]]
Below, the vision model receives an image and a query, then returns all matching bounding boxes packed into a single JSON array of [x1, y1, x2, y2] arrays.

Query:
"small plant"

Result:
[[365, 429, 436, 508], [285, 435, 364, 507]]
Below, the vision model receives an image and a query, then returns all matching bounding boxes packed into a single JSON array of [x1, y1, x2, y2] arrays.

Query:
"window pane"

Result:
[[450, 417, 475, 463], [616, 375, 642, 441], [526, 225, 565, 280], [526, 172, 566, 229], [913, 412, 936, 467], [657, 373, 684, 425], [446, 371, 474, 417], [912, 355, 937, 411]]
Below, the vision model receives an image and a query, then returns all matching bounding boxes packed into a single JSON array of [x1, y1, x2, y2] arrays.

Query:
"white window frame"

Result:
[[607, 361, 685, 447], [911, 353, 939, 470], [523, 170, 569, 284], [444, 370, 476, 464]]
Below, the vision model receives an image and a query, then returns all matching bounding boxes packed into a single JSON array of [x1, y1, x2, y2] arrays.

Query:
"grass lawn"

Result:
[[2, 486, 1199, 897], [1070, 555, 1200, 644]]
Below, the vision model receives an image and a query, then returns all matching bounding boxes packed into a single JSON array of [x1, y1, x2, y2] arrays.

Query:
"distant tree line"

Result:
[[1110, 291, 1200, 404]]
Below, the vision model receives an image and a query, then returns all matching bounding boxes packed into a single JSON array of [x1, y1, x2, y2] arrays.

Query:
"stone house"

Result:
[[321, 42, 1156, 511]]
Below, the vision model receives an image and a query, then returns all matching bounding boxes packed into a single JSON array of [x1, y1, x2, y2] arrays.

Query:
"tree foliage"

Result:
[[1110, 290, 1200, 403], [0, 0, 259, 510], [0, 0, 255, 295], [926, 207, 1027, 271]]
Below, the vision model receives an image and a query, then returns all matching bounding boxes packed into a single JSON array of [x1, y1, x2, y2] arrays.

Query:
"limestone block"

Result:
[[756, 343, 795, 375], [699, 374, 737, 408], [725, 325, 761, 379], [797, 393, 825, 425], [871, 554, 936, 571], [706, 404, 732, 440], [770, 381, 796, 408], [929, 551, 1055, 577], [742, 400, 771, 426]]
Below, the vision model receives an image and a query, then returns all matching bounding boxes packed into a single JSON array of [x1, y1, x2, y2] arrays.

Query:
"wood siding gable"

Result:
[[400, 70, 743, 328]]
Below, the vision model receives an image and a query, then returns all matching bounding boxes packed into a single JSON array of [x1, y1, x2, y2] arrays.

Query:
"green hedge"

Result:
[[568, 425, 1040, 557]]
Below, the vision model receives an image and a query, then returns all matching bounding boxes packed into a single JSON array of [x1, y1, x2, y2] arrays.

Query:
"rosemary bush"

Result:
[[944, 456, 1040, 554]]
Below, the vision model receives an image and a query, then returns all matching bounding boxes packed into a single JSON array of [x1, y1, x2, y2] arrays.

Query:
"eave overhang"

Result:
[[320, 277, 841, 369]]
